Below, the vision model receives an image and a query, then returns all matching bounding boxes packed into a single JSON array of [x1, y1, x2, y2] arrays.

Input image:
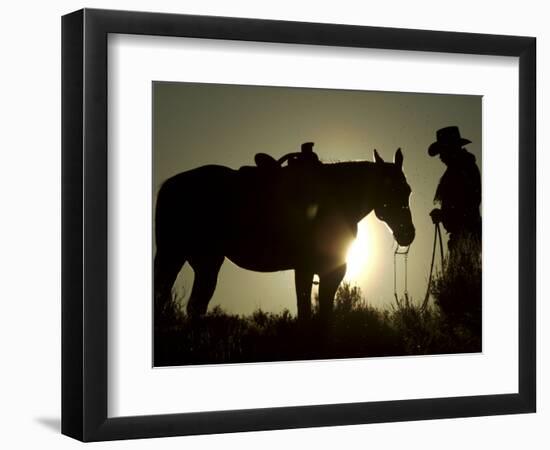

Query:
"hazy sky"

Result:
[[153, 82, 481, 313]]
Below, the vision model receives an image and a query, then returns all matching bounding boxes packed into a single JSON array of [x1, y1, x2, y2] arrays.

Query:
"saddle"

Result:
[[237, 143, 321, 208], [239, 142, 320, 173]]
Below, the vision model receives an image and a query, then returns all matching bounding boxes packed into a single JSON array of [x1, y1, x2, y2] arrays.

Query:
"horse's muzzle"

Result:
[[395, 227, 415, 247]]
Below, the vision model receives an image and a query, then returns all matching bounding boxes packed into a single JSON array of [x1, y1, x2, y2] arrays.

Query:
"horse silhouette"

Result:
[[154, 148, 415, 321]]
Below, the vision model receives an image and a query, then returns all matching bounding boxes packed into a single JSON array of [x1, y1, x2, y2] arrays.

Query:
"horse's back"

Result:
[[160, 164, 235, 191]]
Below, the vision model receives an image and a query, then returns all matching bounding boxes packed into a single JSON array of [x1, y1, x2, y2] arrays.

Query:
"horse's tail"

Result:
[[154, 179, 176, 251]]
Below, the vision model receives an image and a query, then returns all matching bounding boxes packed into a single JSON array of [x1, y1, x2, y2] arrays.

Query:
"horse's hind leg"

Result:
[[154, 250, 186, 319], [187, 255, 224, 317]]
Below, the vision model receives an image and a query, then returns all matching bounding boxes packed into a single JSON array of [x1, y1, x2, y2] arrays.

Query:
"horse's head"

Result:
[[373, 148, 415, 247]]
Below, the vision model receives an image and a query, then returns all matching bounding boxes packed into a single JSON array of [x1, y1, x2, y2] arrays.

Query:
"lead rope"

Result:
[[421, 223, 444, 310], [393, 244, 410, 303]]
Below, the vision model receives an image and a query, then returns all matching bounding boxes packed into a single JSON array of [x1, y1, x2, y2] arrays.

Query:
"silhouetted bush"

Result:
[[430, 236, 481, 347], [154, 280, 481, 367]]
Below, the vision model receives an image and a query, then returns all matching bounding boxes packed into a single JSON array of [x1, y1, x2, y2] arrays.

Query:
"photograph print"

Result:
[[153, 82, 482, 367]]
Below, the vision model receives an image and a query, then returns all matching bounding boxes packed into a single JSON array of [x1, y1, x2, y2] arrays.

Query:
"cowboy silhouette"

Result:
[[428, 126, 481, 254]]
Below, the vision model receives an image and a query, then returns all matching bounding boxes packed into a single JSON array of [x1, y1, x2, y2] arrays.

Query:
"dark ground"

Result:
[[154, 250, 482, 366]]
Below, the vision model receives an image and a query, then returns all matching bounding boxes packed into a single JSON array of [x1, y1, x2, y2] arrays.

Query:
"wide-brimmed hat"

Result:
[[428, 126, 471, 156]]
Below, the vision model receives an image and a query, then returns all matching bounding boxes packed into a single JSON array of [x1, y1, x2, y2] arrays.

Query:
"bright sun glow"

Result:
[[345, 220, 372, 282]]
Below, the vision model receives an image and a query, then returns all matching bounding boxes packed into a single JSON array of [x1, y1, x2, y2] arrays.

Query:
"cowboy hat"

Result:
[[428, 126, 471, 156]]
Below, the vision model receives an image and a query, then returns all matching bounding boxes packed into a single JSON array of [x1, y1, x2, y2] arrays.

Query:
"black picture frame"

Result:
[[62, 8, 536, 442]]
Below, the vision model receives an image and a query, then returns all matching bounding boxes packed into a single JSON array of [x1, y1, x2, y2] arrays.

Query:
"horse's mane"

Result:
[[318, 160, 379, 182], [321, 159, 373, 166]]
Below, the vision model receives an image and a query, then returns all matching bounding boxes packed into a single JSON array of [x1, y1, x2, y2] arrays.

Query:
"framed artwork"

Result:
[[62, 8, 536, 441]]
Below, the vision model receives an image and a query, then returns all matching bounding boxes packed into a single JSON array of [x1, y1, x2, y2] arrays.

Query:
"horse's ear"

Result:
[[394, 148, 403, 169], [373, 149, 384, 164]]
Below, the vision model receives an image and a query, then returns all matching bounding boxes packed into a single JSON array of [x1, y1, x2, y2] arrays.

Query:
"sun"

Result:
[[344, 219, 372, 281]]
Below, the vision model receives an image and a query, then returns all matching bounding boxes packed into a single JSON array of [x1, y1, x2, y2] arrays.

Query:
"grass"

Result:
[[154, 250, 482, 366], [430, 237, 482, 340]]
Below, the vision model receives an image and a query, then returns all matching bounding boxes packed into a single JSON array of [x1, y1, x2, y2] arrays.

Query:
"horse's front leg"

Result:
[[295, 269, 314, 321], [318, 263, 347, 321]]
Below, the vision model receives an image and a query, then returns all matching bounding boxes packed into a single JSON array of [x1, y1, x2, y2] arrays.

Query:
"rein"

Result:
[[393, 244, 411, 302], [421, 223, 444, 310]]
